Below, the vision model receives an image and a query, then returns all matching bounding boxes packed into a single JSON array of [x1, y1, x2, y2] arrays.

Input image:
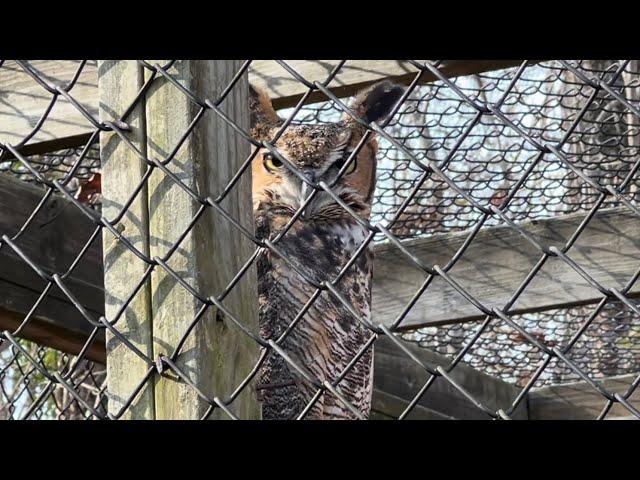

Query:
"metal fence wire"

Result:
[[0, 59, 639, 419]]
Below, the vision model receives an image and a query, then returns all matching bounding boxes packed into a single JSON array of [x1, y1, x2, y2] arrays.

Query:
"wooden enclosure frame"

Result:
[[1, 59, 639, 419], [0, 59, 542, 356]]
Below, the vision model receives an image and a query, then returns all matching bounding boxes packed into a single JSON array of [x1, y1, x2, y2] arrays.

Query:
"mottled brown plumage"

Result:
[[250, 82, 404, 419]]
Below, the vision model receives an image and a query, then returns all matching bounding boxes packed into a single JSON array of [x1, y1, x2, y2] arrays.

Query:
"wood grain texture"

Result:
[[0, 306, 105, 363], [145, 60, 260, 420], [373, 335, 528, 419], [1, 60, 527, 155], [371, 388, 455, 420], [0, 61, 98, 149], [0, 173, 103, 337], [373, 206, 640, 330], [99, 60, 154, 419], [3, 199, 638, 368], [529, 373, 640, 420], [252, 60, 527, 109]]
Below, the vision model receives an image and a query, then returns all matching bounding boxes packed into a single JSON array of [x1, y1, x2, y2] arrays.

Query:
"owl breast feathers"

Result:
[[250, 81, 404, 419]]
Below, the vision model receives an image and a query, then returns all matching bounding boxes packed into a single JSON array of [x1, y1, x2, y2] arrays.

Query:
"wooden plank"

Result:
[[0, 173, 104, 340], [252, 60, 527, 110], [371, 389, 455, 420], [529, 373, 640, 420], [373, 206, 640, 330], [0, 61, 98, 150], [1, 60, 527, 155], [373, 335, 528, 419], [0, 306, 105, 363], [145, 60, 260, 420], [2, 195, 637, 369], [99, 60, 154, 419]]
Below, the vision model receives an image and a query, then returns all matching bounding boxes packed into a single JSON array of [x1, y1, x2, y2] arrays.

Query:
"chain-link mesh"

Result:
[[291, 61, 640, 235], [0, 59, 639, 419], [0, 338, 106, 419], [289, 60, 640, 388]]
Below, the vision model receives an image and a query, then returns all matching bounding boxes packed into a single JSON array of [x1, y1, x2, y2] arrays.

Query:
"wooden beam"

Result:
[[373, 335, 528, 419], [0, 173, 104, 346], [252, 60, 528, 110], [0, 60, 527, 156], [0, 306, 105, 363], [6, 170, 637, 420], [0, 61, 99, 153], [371, 389, 455, 420], [528, 373, 640, 420], [2, 190, 637, 364], [373, 206, 640, 330]]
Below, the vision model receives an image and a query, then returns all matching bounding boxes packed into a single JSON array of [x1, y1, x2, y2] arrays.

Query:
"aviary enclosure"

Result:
[[0, 60, 639, 420]]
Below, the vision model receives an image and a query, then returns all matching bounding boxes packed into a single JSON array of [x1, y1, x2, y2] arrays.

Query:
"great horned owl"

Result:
[[250, 81, 404, 419]]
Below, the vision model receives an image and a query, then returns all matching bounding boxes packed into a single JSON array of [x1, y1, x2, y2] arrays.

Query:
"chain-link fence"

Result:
[[0, 60, 639, 419], [293, 61, 640, 389]]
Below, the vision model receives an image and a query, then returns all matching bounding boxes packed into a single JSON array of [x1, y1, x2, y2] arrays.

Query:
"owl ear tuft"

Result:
[[249, 84, 282, 141], [347, 81, 405, 125]]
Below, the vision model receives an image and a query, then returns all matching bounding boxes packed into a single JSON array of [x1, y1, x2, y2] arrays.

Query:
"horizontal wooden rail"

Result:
[[528, 373, 640, 420], [0, 306, 105, 363], [371, 389, 455, 420], [372, 335, 528, 419], [1, 175, 636, 419], [250, 60, 527, 109], [0, 60, 528, 156], [0, 174, 104, 361], [0, 60, 99, 155], [1, 175, 637, 360], [373, 205, 640, 330]]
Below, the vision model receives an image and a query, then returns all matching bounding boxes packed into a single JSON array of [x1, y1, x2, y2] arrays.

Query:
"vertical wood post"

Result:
[[99, 60, 260, 419], [145, 61, 259, 420], [98, 60, 155, 419]]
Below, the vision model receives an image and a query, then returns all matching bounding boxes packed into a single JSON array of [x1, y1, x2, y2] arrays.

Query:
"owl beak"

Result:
[[299, 182, 312, 219]]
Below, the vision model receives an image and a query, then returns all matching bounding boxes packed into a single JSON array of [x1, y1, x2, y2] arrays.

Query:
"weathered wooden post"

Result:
[[99, 60, 154, 419], [98, 60, 260, 420]]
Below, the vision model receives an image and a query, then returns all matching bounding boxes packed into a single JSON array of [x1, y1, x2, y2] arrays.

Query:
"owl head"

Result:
[[250, 81, 404, 224]]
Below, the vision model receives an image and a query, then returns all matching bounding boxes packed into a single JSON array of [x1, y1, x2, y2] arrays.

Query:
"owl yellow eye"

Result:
[[263, 153, 283, 173], [334, 158, 357, 175]]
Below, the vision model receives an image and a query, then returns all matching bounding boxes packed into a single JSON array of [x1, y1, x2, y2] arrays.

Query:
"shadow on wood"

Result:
[[0, 60, 528, 156], [374, 206, 640, 329], [0, 173, 105, 361], [372, 335, 528, 419], [528, 373, 640, 420]]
